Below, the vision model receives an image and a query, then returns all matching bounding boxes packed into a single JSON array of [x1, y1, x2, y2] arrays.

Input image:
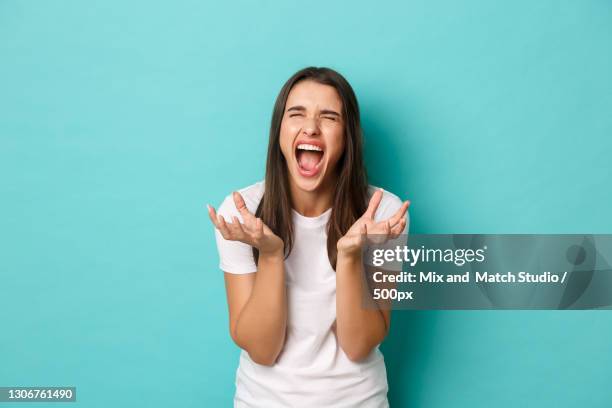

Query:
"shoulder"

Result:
[[367, 184, 406, 222], [217, 180, 265, 218], [367, 184, 403, 209]]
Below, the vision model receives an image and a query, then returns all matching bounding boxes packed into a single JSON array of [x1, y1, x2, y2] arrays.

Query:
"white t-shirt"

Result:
[[214, 180, 409, 408]]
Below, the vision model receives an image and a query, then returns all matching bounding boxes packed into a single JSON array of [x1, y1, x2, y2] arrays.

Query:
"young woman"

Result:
[[208, 66, 410, 407]]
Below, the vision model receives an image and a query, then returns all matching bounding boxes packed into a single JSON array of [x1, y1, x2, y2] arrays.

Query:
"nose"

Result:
[[302, 117, 321, 137]]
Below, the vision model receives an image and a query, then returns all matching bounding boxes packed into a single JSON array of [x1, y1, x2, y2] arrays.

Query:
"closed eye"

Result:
[[288, 113, 338, 120]]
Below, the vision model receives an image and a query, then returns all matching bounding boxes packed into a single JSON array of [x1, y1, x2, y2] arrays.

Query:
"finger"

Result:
[[390, 217, 406, 234], [380, 220, 391, 245], [232, 191, 253, 220], [388, 200, 410, 227], [207, 204, 219, 228], [217, 214, 233, 239], [254, 217, 264, 240], [230, 216, 247, 239], [372, 219, 390, 233], [389, 218, 406, 238], [364, 188, 384, 219]]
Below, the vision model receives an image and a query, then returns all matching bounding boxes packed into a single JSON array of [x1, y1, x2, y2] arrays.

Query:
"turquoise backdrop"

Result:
[[1, 1, 611, 407]]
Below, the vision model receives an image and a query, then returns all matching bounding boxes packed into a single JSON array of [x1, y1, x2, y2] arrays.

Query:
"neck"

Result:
[[289, 178, 335, 217]]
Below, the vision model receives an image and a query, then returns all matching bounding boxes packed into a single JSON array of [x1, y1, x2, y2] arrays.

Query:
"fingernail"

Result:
[[207, 204, 212, 211]]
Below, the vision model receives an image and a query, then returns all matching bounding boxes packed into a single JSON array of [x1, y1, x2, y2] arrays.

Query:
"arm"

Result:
[[335, 189, 410, 362], [224, 250, 286, 366], [335, 250, 391, 362], [209, 192, 287, 366]]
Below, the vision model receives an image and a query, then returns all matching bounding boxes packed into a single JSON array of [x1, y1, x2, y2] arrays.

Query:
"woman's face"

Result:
[[279, 80, 345, 193]]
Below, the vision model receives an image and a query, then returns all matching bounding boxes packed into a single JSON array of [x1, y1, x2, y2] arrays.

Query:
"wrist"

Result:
[[259, 247, 284, 261], [336, 247, 363, 264]]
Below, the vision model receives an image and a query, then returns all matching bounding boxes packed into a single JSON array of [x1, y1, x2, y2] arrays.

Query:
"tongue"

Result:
[[298, 150, 322, 171]]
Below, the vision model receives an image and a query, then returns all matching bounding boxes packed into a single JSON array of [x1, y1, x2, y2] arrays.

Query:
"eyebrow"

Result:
[[286, 105, 341, 117]]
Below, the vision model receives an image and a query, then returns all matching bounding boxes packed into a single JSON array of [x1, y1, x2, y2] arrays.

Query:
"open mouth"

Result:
[[295, 142, 325, 177]]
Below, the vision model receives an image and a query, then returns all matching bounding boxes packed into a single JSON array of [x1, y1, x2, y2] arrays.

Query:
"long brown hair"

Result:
[[252, 66, 369, 270]]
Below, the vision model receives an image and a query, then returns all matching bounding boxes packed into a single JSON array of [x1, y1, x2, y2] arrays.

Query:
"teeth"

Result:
[[297, 143, 323, 152]]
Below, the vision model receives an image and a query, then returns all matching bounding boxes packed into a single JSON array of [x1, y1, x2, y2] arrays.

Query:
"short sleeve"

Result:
[[213, 195, 258, 274]]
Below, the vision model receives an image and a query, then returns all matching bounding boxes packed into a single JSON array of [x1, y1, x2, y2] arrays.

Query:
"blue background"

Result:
[[1, 1, 611, 407]]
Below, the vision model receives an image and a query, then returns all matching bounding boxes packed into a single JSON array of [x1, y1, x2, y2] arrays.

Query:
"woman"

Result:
[[208, 66, 410, 407]]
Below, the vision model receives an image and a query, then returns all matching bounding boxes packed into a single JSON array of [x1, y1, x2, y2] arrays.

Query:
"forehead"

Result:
[[285, 80, 343, 111]]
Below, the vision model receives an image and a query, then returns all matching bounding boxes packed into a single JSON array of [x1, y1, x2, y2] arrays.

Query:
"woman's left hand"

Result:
[[336, 189, 410, 257]]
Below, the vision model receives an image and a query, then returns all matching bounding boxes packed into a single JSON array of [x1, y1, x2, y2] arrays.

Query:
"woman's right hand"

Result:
[[208, 191, 284, 257]]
